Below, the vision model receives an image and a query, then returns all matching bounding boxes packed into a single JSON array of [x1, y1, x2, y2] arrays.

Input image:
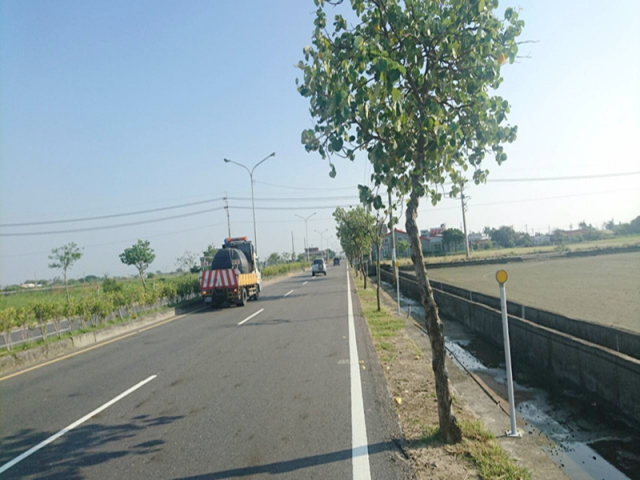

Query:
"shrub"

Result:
[[102, 277, 123, 294], [1, 307, 16, 351]]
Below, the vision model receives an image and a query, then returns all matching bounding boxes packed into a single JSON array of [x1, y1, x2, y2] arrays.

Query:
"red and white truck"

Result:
[[200, 237, 261, 307]]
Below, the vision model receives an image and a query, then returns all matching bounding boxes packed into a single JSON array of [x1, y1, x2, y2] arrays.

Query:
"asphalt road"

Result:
[[0, 265, 412, 479]]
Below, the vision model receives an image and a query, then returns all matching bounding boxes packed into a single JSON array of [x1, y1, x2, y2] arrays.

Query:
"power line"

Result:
[[0, 222, 230, 259], [231, 204, 358, 211], [228, 195, 358, 202], [0, 207, 225, 237], [417, 187, 640, 213], [0, 195, 358, 227], [254, 180, 357, 191], [4, 171, 635, 228], [487, 171, 640, 182], [0, 197, 225, 227]]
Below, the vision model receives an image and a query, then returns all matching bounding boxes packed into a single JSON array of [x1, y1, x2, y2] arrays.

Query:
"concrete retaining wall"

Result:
[[377, 267, 640, 424], [393, 269, 640, 360]]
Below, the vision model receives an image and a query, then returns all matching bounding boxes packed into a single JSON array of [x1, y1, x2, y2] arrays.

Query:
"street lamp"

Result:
[[295, 212, 316, 262], [315, 228, 328, 258], [223, 152, 275, 258]]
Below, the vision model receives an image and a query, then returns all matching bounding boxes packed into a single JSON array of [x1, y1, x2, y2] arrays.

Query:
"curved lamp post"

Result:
[[223, 152, 275, 257], [295, 212, 316, 262], [314, 228, 328, 258]]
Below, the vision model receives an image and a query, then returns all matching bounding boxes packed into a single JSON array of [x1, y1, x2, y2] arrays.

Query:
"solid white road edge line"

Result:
[[0, 374, 158, 475], [347, 270, 372, 480], [284, 289, 294, 297], [238, 308, 265, 326]]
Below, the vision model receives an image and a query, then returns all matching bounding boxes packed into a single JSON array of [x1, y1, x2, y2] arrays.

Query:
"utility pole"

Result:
[[461, 189, 470, 260], [291, 232, 295, 262], [224, 194, 231, 238], [389, 190, 400, 314]]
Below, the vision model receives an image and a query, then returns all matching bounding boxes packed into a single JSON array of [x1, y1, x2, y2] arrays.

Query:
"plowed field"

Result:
[[425, 252, 640, 333]]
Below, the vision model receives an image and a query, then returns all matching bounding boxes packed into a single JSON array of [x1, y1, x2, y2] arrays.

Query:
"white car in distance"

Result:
[[312, 258, 327, 276]]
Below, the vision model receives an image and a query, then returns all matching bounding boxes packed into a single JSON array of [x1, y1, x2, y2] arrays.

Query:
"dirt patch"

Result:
[[353, 272, 533, 480], [424, 252, 640, 331]]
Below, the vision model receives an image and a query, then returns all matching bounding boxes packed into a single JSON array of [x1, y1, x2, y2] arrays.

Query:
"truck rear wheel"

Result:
[[236, 288, 247, 307]]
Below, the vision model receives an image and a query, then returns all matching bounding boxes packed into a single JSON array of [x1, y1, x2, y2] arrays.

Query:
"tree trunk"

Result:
[[362, 255, 367, 289], [376, 243, 381, 312], [139, 270, 147, 292], [64, 269, 70, 304], [405, 180, 462, 444]]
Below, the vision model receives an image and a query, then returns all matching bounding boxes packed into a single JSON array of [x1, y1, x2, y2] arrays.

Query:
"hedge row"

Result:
[[0, 275, 200, 350], [261, 262, 307, 278]]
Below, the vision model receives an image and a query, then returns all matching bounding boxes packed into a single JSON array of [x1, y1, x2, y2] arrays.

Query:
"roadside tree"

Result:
[[119, 240, 156, 292], [48, 242, 83, 303], [203, 244, 219, 266], [488, 226, 517, 248], [299, 0, 523, 442], [396, 238, 410, 257], [15, 306, 34, 341], [442, 228, 465, 252], [176, 251, 198, 274], [333, 206, 374, 288], [1, 307, 16, 351], [267, 252, 282, 265]]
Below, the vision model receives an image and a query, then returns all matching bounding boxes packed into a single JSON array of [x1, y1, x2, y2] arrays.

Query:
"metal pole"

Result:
[[497, 270, 520, 437], [224, 194, 231, 238], [249, 172, 259, 257], [389, 190, 400, 314], [296, 213, 316, 262], [223, 152, 275, 259], [461, 191, 470, 260], [305, 220, 309, 262]]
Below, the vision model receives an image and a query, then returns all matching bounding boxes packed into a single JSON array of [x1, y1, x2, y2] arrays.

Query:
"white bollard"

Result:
[[496, 269, 521, 438]]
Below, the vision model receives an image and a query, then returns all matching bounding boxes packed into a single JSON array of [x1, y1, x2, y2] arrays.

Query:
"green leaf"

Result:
[[391, 88, 401, 103]]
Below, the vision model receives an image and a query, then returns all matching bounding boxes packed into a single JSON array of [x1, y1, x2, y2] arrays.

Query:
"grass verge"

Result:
[[352, 271, 531, 480]]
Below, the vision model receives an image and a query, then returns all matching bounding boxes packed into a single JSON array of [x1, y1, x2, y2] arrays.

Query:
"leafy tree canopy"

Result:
[[119, 240, 155, 291], [203, 244, 219, 260], [48, 242, 83, 272], [300, 0, 524, 444], [442, 228, 465, 248], [333, 206, 375, 263], [298, 0, 523, 202], [48, 242, 83, 302]]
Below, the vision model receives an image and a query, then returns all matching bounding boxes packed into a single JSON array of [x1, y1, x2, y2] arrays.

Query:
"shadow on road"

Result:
[[173, 440, 401, 479], [0, 413, 183, 479]]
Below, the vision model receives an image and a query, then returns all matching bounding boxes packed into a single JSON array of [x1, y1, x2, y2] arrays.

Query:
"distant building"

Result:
[[305, 247, 325, 258], [468, 232, 486, 243], [420, 224, 446, 253], [532, 234, 551, 246]]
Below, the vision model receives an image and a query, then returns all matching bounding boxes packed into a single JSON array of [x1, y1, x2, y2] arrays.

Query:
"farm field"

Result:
[[392, 234, 640, 266], [425, 252, 640, 333]]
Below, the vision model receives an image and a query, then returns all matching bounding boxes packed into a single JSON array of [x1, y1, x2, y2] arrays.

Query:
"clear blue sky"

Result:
[[1, 0, 639, 285]]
